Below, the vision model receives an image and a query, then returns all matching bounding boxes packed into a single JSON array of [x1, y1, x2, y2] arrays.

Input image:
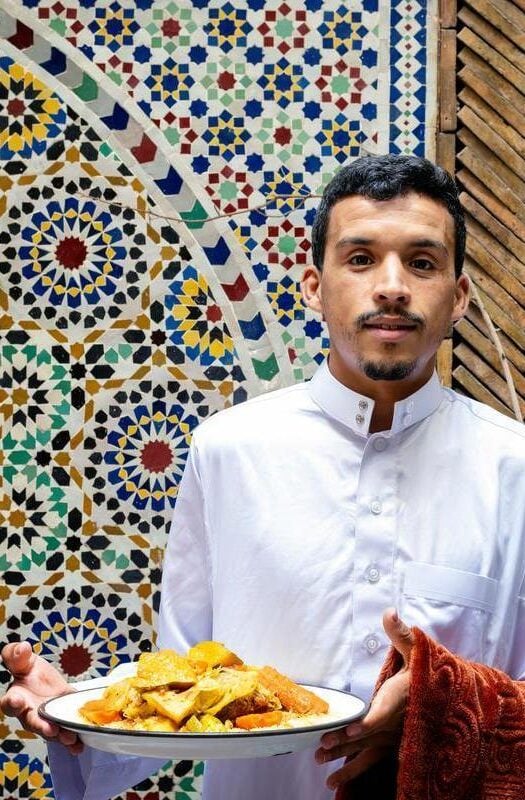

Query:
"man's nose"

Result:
[[372, 257, 411, 305]]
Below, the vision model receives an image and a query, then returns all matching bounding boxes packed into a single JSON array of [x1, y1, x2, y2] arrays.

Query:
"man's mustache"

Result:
[[356, 308, 425, 329]]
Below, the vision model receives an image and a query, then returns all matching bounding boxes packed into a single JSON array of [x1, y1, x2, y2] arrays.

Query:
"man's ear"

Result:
[[451, 272, 470, 325], [301, 265, 323, 315]]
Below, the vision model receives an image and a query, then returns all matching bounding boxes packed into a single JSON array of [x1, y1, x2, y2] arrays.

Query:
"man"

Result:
[[2, 155, 524, 800]]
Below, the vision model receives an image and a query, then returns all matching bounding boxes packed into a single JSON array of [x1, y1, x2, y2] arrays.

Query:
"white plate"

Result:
[[39, 683, 367, 759]]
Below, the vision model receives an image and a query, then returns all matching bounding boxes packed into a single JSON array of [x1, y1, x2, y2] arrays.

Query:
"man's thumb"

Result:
[[382, 608, 415, 662], [1, 641, 34, 677]]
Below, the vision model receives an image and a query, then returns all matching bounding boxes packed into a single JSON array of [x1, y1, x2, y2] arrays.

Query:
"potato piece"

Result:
[[188, 641, 243, 668], [134, 715, 178, 732], [134, 650, 198, 689], [235, 711, 283, 730], [182, 714, 227, 733], [257, 667, 329, 715]]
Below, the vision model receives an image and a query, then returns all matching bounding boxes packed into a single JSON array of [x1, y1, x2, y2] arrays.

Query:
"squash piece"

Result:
[[134, 650, 198, 689], [188, 641, 243, 668], [80, 699, 122, 725]]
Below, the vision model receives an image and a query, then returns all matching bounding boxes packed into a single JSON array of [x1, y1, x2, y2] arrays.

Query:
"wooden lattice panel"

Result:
[[455, 0, 525, 419], [437, 0, 524, 420]]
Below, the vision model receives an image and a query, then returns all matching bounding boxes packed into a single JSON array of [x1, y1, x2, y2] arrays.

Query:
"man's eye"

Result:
[[349, 254, 372, 266], [411, 258, 434, 271]]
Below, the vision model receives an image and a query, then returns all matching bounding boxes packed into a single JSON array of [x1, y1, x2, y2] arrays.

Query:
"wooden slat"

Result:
[[466, 214, 525, 284], [458, 128, 525, 199], [458, 146, 525, 223], [455, 342, 525, 415], [453, 365, 515, 417], [468, 280, 525, 349], [460, 193, 525, 263], [465, 227, 525, 305], [457, 106, 525, 181], [508, 0, 525, 16], [456, 317, 525, 397], [458, 50, 525, 116], [459, 65, 525, 136], [437, 339, 453, 386], [436, 132, 456, 175], [465, 258, 525, 330], [458, 87, 525, 160], [458, 167, 525, 242], [458, 7, 525, 71], [440, 0, 457, 27], [465, 304, 525, 373], [463, 0, 525, 48], [440, 29, 457, 131], [458, 27, 525, 87]]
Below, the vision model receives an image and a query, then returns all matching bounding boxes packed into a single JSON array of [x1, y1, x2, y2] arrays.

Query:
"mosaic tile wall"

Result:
[[0, 0, 437, 796]]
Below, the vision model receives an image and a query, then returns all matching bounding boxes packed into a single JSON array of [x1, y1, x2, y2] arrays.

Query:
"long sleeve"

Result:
[[158, 439, 213, 650], [47, 442, 212, 800], [47, 743, 165, 800]]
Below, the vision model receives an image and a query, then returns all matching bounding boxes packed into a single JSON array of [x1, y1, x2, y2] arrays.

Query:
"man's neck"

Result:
[[327, 356, 436, 433]]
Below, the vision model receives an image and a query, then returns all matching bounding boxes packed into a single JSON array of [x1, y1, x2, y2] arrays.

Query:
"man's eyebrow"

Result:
[[335, 237, 374, 249], [334, 236, 449, 254], [411, 238, 448, 254]]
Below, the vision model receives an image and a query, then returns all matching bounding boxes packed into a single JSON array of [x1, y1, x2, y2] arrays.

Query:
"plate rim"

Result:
[[39, 683, 368, 740]]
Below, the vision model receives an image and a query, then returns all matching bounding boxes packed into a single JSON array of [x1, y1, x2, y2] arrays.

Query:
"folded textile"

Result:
[[341, 628, 525, 799]]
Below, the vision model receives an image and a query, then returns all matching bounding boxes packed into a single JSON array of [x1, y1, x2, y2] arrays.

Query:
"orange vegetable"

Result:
[[187, 641, 243, 669], [235, 710, 283, 730], [80, 699, 122, 725], [257, 667, 329, 715]]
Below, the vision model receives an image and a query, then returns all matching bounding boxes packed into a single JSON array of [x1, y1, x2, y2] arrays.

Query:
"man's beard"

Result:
[[359, 356, 418, 381], [354, 306, 423, 380]]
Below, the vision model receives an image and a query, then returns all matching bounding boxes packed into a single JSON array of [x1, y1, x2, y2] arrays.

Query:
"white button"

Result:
[[406, 400, 414, 412], [373, 437, 387, 451], [365, 565, 380, 583], [359, 399, 368, 410], [355, 414, 365, 425], [370, 500, 382, 514], [365, 635, 380, 654]]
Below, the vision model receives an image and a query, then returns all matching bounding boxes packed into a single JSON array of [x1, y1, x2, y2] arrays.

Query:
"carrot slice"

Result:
[[257, 667, 329, 715], [235, 710, 283, 730]]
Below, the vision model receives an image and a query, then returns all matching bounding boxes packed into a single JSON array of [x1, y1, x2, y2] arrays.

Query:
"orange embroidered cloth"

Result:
[[343, 628, 525, 799]]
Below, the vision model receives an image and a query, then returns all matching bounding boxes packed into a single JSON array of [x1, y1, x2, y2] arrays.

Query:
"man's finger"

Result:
[[320, 717, 372, 750], [1, 641, 34, 677], [382, 608, 414, 662], [316, 733, 391, 764], [0, 688, 28, 718], [24, 707, 61, 739], [328, 746, 390, 791]]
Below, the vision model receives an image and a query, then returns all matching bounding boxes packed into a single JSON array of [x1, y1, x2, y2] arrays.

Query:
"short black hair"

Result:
[[311, 154, 466, 278]]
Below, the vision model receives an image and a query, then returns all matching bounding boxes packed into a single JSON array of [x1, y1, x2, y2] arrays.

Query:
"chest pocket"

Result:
[[400, 562, 498, 662]]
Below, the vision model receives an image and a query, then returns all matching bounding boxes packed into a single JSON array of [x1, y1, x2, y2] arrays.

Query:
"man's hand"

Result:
[[315, 609, 415, 793], [0, 641, 83, 754]]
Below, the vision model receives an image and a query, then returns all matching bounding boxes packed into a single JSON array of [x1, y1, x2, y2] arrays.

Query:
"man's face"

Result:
[[302, 192, 469, 390]]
